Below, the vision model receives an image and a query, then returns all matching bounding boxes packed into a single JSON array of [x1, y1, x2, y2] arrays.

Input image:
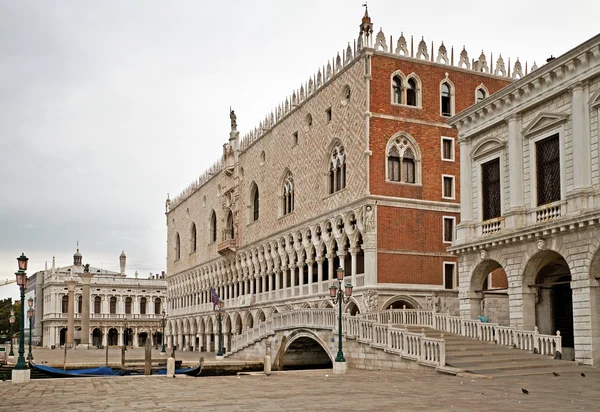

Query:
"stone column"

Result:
[[349, 248, 358, 287], [66, 279, 77, 347], [297, 260, 304, 296], [79, 272, 93, 347], [316, 256, 324, 293], [282, 267, 288, 290], [118, 327, 123, 346], [198, 333, 204, 351], [307, 260, 314, 295], [290, 264, 296, 294], [327, 253, 335, 282], [275, 269, 280, 291], [507, 116, 524, 209], [102, 327, 108, 347], [572, 83, 592, 192], [133, 328, 139, 347], [261, 274, 266, 296]]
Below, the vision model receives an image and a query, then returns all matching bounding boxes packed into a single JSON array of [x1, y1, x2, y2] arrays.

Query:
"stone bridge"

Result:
[[225, 308, 565, 375]]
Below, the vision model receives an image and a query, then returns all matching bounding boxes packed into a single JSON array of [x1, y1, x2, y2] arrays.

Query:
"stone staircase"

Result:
[[405, 325, 597, 377]]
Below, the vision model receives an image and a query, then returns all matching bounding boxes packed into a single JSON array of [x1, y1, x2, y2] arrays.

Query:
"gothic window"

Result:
[[441, 81, 453, 116], [387, 147, 401, 181], [536, 134, 561, 206], [282, 171, 294, 215], [392, 75, 403, 104], [210, 210, 217, 243], [225, 210, 234, 239], [109, 297, 117, 314], [251, 184, 259, 221], [406, 78, 417, 106], [402, 149, 415, 183], [62, 295, 68, 314], [154, 298, 161, 314], [140, 297, 147, 315], [175, 233, 181, 260], [190, 223, 197, 253], [329, 143, 346, 194], [386, 134, 421, 184], [94, 296, 101, 314], [482, 158, 501, 220], [476, 87, 487, 103]]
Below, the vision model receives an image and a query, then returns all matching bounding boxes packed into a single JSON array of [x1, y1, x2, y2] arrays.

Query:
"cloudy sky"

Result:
[[1, 0, 599, 290]]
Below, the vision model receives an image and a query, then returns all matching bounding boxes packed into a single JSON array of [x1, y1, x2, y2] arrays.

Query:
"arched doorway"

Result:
[[282, 332, 333, 370], [139, 332, 148, 347], [524, 251, 574, 360], [59, 328, 67, 346], [92, 328, 102, 347], [480, 267, 509, 325], [108, 328, 118, 346]]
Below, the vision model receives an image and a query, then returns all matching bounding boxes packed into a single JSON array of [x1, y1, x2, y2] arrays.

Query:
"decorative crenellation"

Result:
[[169, 13, 537, 212], [169, 158, 223, 211]]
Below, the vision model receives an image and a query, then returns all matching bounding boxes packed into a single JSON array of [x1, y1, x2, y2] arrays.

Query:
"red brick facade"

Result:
[[369, 54, 512, 285]]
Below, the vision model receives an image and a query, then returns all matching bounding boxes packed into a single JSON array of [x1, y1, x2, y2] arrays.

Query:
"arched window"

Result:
[[94, 296, 101, 314], [190, 223, 197, 253], [386, 134, 421, 184], [251, 184, 259, 222], [282, 171, 294, 215], [476, 87, 487, 103], [175, 233, 181, 260], [225, 210, 234, 239], [407, 78, 417, 106], [62, 295, 68, 314], [154, 298, 161, 314], [329, 142, 346, 194], [210, 210, 217, 243], [441, 81, 453, 116], [140, 297, 147, 315], [109, 297, 117, 314], [387, 146, 401, 181], [125, 297, 132, 314], [402, 148, 415, 183], [392, 75, 403, 104]]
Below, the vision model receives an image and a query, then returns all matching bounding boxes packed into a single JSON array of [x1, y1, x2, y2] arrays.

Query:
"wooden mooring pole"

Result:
[[144, 338, 152, 375]]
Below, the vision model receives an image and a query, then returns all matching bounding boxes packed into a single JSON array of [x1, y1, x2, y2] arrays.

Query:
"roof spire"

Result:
[[359, 2, 373, 38]]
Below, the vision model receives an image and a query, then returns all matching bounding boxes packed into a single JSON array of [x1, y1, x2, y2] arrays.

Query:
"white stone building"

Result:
[[448, 34, 600, 364], [33, 248, 167, 348]]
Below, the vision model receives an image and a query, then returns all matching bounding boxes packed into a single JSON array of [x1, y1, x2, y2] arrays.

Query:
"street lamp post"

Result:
[[14, 253, 30, 371], [9, 309, 15, 357], [161, 309, 167, 354], [328, 267, 353, 367], [214, 300, 224, 358], [27, 297, 34, 361], [123, 318, 128, 351]]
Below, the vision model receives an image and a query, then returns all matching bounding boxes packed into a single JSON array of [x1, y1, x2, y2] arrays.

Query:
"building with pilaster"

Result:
[[448, 33, 600, 364], [164, 10, 532, 352], [31, 247, 167, 348]]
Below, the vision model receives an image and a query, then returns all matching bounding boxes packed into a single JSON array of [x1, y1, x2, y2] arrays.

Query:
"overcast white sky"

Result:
[[1, 0, 599, 293]]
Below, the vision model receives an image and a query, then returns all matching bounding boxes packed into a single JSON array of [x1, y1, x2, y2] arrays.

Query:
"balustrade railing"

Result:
[[225, 308, 562, 369]]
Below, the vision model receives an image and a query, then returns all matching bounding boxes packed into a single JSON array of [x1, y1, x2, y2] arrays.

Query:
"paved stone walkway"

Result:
[[1, 368, 599, 411]]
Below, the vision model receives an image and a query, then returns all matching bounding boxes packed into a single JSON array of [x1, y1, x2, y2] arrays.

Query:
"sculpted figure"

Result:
[[230, 109, 237, 131], [363, 205, 374, 232]]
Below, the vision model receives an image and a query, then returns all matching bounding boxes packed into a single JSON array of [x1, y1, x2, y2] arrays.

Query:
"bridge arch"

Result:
[[381, 295, 421, 310], [281, 329, 333, 369]]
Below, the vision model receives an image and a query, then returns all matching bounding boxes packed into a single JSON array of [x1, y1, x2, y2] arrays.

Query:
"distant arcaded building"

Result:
[[164, 10, 532, 353], [31, 248, 167, 348]]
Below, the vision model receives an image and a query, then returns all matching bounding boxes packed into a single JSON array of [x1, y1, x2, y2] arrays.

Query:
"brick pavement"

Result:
[[1, 368, 599, 411]]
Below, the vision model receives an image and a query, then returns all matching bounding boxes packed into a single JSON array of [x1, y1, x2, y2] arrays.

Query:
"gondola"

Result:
[[156, 358, 204, 377], [29, 362, 117, 378]]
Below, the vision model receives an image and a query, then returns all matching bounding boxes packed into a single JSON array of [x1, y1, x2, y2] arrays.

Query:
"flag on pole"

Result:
[[210, 287, 219, 309]]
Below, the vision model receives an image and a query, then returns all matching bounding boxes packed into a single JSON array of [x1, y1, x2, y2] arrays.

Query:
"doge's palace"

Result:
[[164, 10, 531, 353]]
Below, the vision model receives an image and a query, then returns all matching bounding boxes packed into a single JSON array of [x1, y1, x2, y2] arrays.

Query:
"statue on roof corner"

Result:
[[230, 108, 237, 132]]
